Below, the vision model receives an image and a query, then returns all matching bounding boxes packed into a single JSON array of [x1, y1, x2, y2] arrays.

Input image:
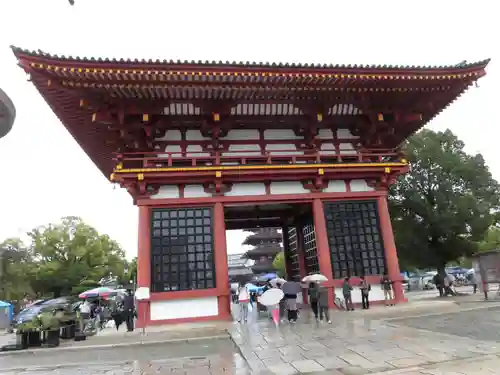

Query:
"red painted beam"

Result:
[[137, 190, 385, 207]]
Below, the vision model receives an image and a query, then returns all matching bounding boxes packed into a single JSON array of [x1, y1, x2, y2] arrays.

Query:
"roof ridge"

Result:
[[10, 45, 491, 71]]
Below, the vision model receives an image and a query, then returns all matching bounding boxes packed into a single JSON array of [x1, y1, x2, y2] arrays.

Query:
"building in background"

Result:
[[227, 253, 252, 283], [243, 228, 282, 276]]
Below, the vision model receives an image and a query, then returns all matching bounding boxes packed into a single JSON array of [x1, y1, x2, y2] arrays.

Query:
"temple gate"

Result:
[[11, 46, 489, 325]]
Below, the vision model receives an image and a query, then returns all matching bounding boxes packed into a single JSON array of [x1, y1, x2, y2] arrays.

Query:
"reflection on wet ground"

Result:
[[0, 338, 250, 374]]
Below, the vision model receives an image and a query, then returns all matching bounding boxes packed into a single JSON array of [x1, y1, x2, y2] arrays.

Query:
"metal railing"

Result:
[[113, 149, 403, 170]]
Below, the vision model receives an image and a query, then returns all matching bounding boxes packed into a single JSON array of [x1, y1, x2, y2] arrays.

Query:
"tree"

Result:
[[390, 129, 500, 273], [272, 252, 286, 277], [27, 216, 127, 297], [0, 238, 33, 300], [477, 226, 500, 253], [121, 257, 137, 286]]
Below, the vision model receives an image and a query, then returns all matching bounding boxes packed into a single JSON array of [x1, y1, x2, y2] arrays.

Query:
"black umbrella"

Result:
[[282, 281, 301, 295]]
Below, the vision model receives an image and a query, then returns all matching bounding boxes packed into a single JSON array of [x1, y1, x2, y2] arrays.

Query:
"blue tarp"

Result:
[[0, 300, 14, 321]]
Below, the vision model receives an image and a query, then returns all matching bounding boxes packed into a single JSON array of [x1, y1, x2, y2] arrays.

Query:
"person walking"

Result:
[[342, 277, 354, 311], [237, 282, 250, 323], [317, 284, 331, 323], [308, 282, 320, 320], [122, 289, 135, 332], [380, 273, 394, 306], [359, 276, 371, 309], [469, 272, 478, 294]]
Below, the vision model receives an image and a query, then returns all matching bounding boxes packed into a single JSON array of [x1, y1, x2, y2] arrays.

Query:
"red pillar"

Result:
[[377, 195, 406, 303], [136, 205, 151, 328], [213, 202, 231, 319], [312, 198, 334, 308]]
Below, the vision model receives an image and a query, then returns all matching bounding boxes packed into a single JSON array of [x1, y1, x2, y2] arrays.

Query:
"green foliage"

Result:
[[272, 252, 286, 277], [0, 238, 33, 301], [390, 129, 500, 271], [1, 216, 128, 300], [477, 226, 500, 253]]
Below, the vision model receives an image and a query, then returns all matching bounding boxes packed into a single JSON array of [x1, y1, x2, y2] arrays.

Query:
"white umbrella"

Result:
[[269, 278, 287, 287], [302, 274, 328, 283]]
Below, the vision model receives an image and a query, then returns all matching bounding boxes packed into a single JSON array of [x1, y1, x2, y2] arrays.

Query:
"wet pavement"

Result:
[[3, 301, 500, 374], [388, 305, 500, 342], [0, 338, 250, 374]]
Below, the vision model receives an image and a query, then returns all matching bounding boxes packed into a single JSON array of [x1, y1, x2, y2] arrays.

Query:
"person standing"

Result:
[[359, 276, 371, 309], [342, 277, 354, 311], [381, 273, 394, 306], [237, 282, 250, 323], [318, 284, 331, 323], [123, 290, 135, 332]]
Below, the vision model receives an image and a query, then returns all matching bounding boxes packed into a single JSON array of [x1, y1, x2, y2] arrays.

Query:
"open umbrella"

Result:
[[282, 281, 301, 295], [302, 274, 328, 283], [269, 278, 287, 287], [79, 287, 117, 299], [258, 273, 278, 282]]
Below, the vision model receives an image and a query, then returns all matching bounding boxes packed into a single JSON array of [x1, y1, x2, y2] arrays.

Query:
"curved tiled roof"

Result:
[[0, 88, 15, 139], [10, 46, 490, 178], [11, 46, 490, 73]]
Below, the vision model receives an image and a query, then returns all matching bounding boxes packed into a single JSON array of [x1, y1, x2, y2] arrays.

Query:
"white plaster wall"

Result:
[[264, 129, 301, 140], [270, 181, 309, 195], [350, 179, 375, 192], [222, 129, 260, 140], [150, 296, 219, 321], [324, 180, 347, 193], [186, 130, 210, 141], [334, 285, 385, 303], [184, 184, 211, 198], [223, 144, 261, 157], [337, 128, 357, 139], [339, 143, 357, 155], [226, 183, 266, 196], [155, 130, 182, 141], [186, 145, 210, 157], [151, 185, 180, 199], [319, 143, 336, 155], [317, 129, 334, 139], [164, 145, 182, 158], [265, 144, 303, 155]]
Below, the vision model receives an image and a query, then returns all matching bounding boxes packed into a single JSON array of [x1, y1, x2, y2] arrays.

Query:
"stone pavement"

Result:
[[4, 302, 500, 374], [0, 337, 250, 374], [228, 305, 500, 374]]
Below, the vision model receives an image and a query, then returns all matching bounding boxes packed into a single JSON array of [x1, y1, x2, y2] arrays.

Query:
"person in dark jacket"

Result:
[[342, 277, 354, 311], [122, 290, 135, 332], [359, 276, 371, 309], [308, 282, 320, 320]]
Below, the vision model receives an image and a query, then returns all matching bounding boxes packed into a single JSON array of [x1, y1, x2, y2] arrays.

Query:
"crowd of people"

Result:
[[78, 290, 137, 333], [234, 272, 396, 324]]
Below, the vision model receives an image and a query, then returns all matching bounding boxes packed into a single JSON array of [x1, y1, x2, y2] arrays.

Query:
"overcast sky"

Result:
[[0, 0, 496, 258]]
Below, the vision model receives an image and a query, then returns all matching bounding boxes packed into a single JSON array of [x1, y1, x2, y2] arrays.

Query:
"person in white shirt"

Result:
[[237, 282, 250, 323]]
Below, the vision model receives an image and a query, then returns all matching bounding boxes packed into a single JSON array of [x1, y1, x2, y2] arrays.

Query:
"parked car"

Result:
[[13, 297, 80, 332]]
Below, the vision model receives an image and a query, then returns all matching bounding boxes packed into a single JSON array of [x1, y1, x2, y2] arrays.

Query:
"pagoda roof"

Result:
[[11, 46, 490, 177], [244, 247, 282, 260]]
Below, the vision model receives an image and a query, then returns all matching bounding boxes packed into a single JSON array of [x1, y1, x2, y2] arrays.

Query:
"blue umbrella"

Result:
[[258, 273, 278, 281]]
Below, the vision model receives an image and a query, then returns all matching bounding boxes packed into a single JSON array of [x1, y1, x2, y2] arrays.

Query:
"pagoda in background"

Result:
[[242, 228, 282, 275]]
